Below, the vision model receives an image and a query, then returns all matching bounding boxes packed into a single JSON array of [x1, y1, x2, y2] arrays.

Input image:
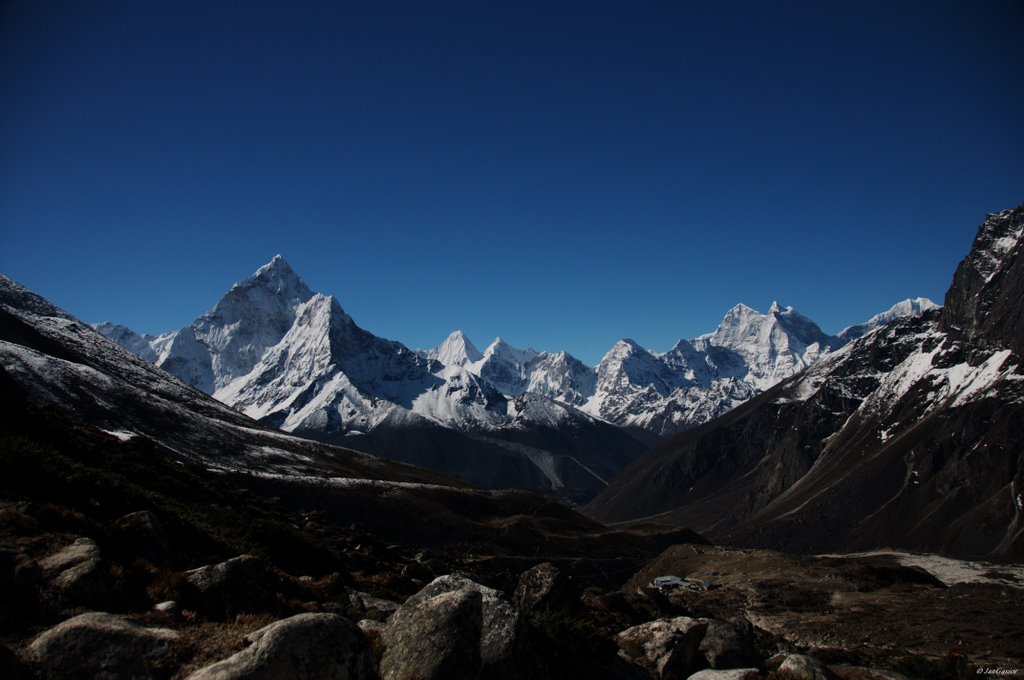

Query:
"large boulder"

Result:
[[185, 613, 373, 680], [380, 588, 483, 680], [38, 538, 107, 607], [616, 616, 709, 679], [513, 562, 577, 613], [697, 617, 759, 669], [777, 654, 835, 680], [347, 588, 400, 621], [184, 555, 279, 618], [28, 611, 180, 679], [685, 670, 761, 679], [403, 573, 531, 677]]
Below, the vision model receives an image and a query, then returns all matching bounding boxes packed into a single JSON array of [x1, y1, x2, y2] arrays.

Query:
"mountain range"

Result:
[[585, 205, 1024, 557], [94, 256, 935, 502]]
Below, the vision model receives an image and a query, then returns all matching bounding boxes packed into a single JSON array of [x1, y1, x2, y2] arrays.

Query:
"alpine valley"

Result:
[[95, 256, 936, 504], [1, 205, 1023, 680]]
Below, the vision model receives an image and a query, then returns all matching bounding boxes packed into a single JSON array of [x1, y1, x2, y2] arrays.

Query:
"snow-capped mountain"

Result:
[[95, 258, 645, 502], [422, 298, 933, 439], [838, 297, 940, 341], [586, 205, 1024, 557]]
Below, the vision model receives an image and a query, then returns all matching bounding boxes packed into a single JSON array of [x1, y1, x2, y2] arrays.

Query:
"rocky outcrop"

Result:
[[778, 653, 836, 679], [184, 555, 279, 618], [685, 670, 760, 679], [38, 537, 107, 607], [698, 617, 757, 670], [395, 574, 540, 679], [513, 562, 577, 613], [29, 612, 180, 680], [941, 205, 1024, 355], [185, 613, 373, 680], [615, 616, 708, 679], [587, 207, 1024, 558], [379, 588, 483, 680]]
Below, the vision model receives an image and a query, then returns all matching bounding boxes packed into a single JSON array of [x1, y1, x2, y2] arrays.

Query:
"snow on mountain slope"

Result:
[[97, 253, 938, 471], [703, 301, 840, 390], [586, 205, 1024, 557], [576, 304, 842, 436], [0, 273, 455, 486], [92, 259, 644, 501], [423, 330, 483, 366], [838, 297, 939, 341], [92, 322, 158, 362]]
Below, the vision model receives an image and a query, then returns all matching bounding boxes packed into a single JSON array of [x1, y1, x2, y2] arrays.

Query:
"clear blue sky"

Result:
[[2, 1, 1022, 366]]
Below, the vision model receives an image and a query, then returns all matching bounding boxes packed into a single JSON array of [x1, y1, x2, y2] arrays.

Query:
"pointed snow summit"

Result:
[[429, 330, 483, 367]]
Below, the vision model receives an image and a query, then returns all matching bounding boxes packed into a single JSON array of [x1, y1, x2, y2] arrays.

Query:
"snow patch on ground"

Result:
[[102, 429, 136, 441]]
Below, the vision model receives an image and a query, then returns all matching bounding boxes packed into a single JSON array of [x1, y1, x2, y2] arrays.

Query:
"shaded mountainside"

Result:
[[0, 272, 702, 566], [585, 207, 1024, 558]]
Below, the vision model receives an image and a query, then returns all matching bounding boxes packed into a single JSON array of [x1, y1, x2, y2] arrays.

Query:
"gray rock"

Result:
[[29, 611, 179, 680], [347, 588, 400, 620], [685, 669, 761, 679], [356, 619, 386, 635], [616, 616, 708, 679], [697, 618, 759, 669], [778, 654, 836, 680], [185, 613, 372, 680], [38, 538, 101, 580], [38, 538, 106, 606], [380, 588, 483, 680], [185, 555, 278, 618], [513, 562, 576, 613], [403, 573, 525, 673], [154, 600, 181, 620]]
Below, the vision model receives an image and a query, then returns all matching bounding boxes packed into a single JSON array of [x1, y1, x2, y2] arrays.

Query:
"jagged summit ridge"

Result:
[[839, 297, 939, 341], [941, 205, 1024, 355], [98, 256, 937, 444]]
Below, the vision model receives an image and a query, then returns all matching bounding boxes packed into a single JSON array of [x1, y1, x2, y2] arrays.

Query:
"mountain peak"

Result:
[[941, 204, 1024, 354], [433, 330, 483, 366], [838, 297, 939, 342], [230, 255, 313, 304], [769, 300, 782, 313]]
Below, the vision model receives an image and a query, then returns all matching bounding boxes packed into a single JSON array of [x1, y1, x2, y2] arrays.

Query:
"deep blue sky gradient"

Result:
[[2, 1, 1022, 365]]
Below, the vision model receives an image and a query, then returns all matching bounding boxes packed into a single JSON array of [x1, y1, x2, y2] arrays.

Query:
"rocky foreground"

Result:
[[0, 379, 1021, 680], [3, 494, 1022, 679]]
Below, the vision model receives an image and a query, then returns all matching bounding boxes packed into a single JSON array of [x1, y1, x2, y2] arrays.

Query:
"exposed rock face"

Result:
[[402, 574, 529, 677], [698, 617, 758, 670], [941, 206, 1024, 356], [615, 616, 708, 679], [184, 555, 279, 618], [38, 537, 106, 607], [185, 613, 372, 680], [778, 653, 836, 679], [29, 612, 180, 680], [379, 588, 483, 680], [513, 562, 577, 613], [685, 669, 761, 679], [586, 206, 1024, 557]]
